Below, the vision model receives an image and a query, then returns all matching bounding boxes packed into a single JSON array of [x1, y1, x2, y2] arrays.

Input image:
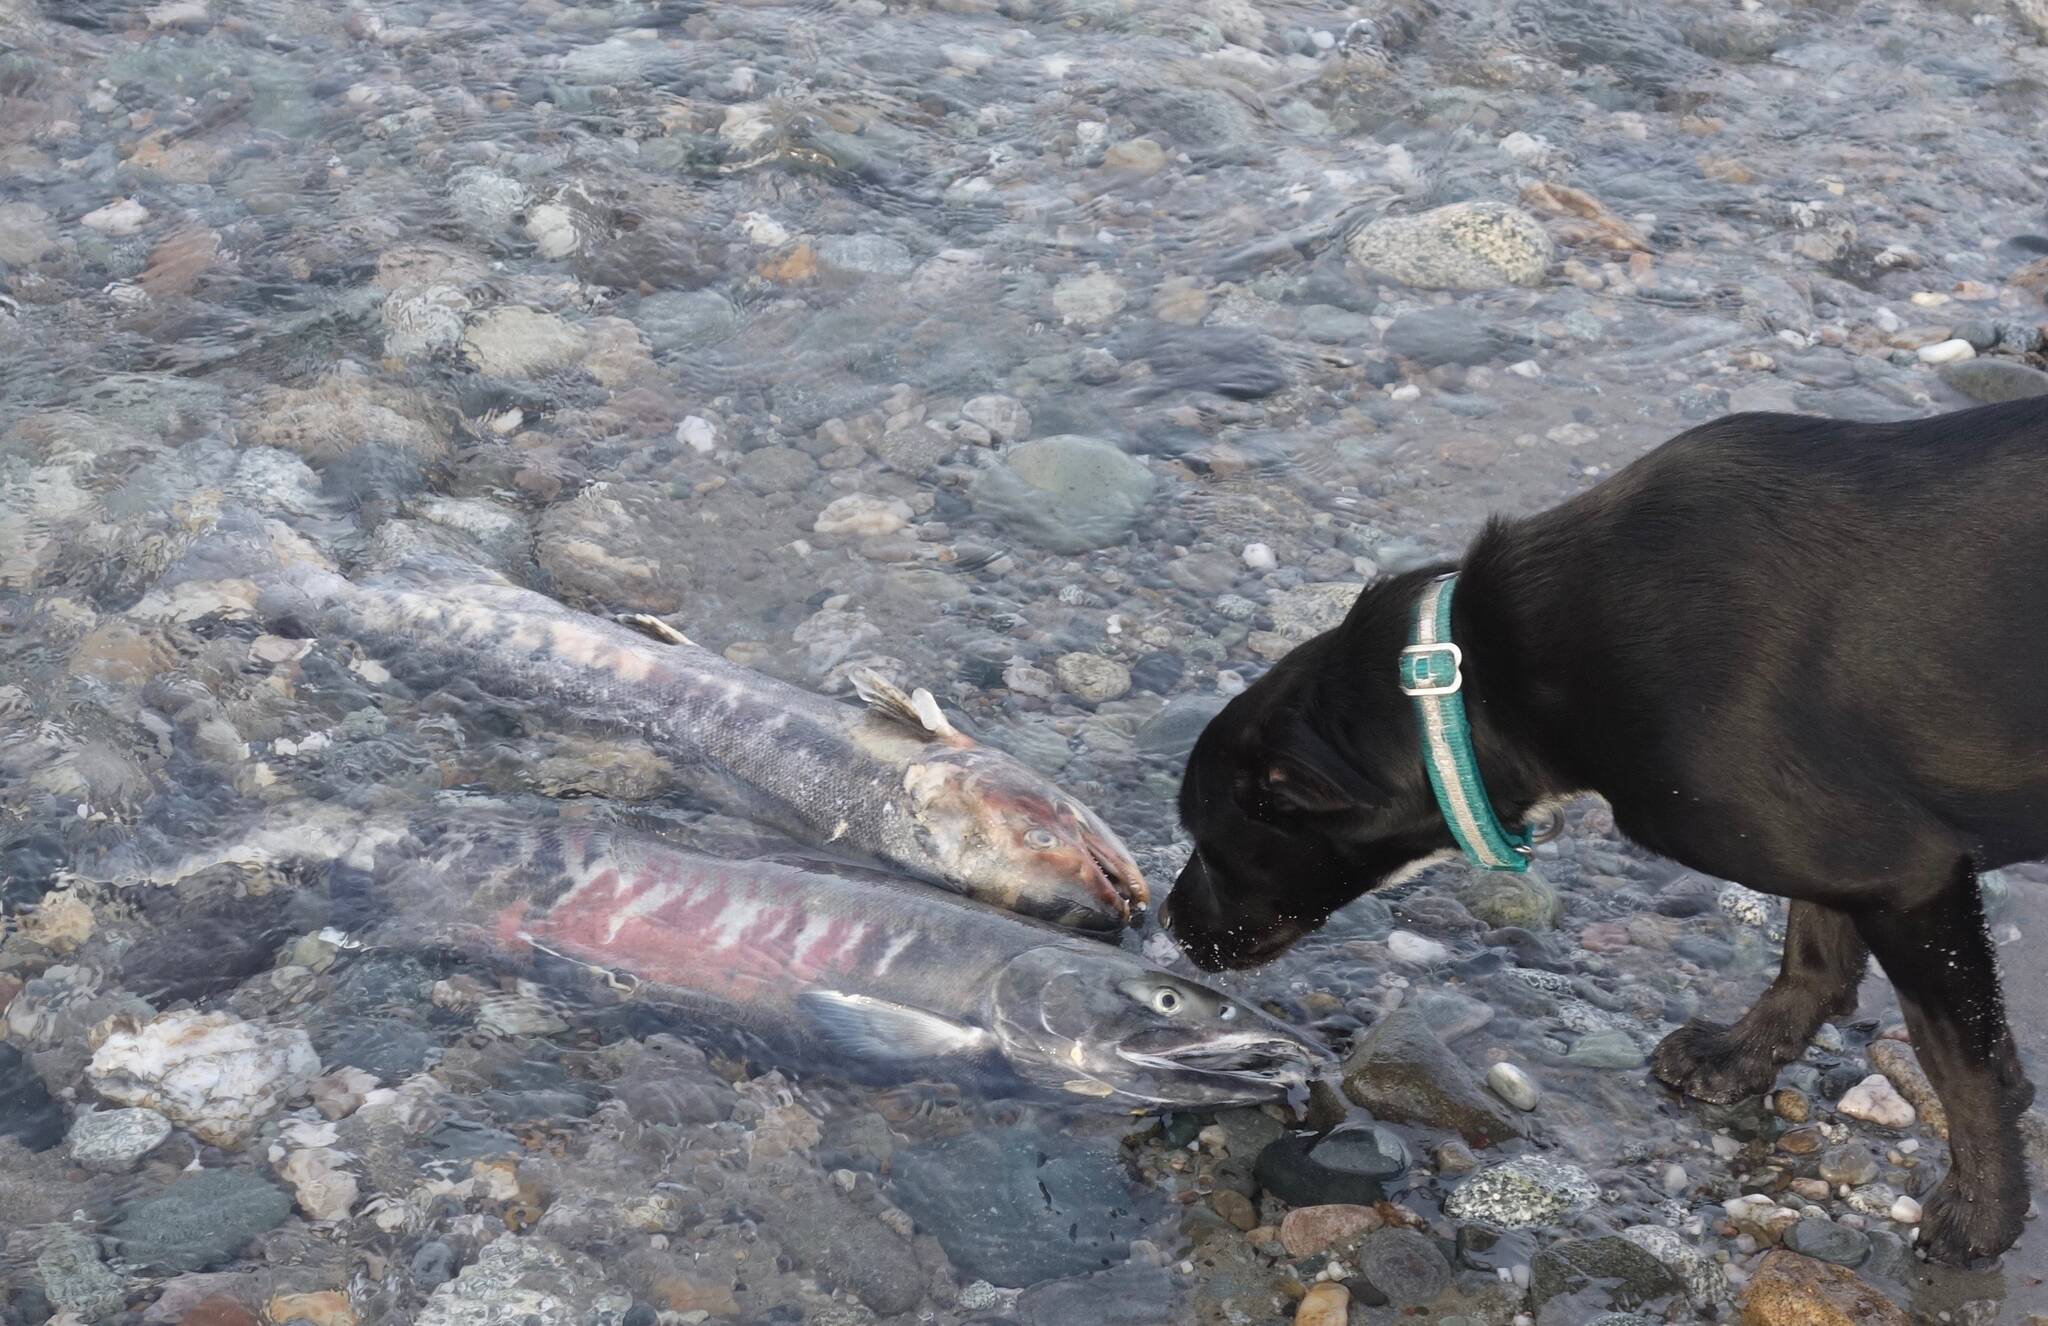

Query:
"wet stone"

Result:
[[1346, 201, 1554, 291], [109, 1169, 295, 1273], [967, 436, 1156, 554], [1452, 870, 1562, 931], [1356, 1228, 1452, 1305], [1382, 307, 1516, 367], [1619, 1225, 1723, 1308], [0, 1043, 65, 1151], [1529, 1235, 1684, 1313], [1254, 1124, 1407, 1207], [1443, 1156, 1599, 1227], [35, 1228, 128, 1322], [1835, 1074, 1914, 1128], [1340, 1005, 1523, 1146], [1739, 1248, 1911, 1325], [1783, 1218, 1870, 1267], [1566, 1029, 1646, 1070], [1938, 357, 2048, 403], [891, 1127, 1153, 1287], [69, 1106, 173, 1172]]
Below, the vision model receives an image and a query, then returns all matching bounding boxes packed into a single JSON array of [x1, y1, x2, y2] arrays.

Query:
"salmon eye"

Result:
[[1024, 828, 1057, 850], [1152, 988, 1183, 1015]]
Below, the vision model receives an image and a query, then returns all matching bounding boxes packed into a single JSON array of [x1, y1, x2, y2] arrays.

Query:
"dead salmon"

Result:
[[352, 811, 1327, 1108], [257, 564, 1145, 932]]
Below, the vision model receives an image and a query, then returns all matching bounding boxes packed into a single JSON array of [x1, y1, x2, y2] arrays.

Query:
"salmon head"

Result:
[[854, 669, 1147, 933], [986, 944, 1333, 1108]]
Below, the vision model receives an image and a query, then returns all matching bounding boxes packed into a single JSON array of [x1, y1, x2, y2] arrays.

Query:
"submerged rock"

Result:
[[35, 1228, 128, 1321], [1529, 1235, 1684, 1312], [1356, 1228, 1452, 1305], [417, 1233, 631, 1326], [1619, 1224, 1724, 1307], [1340, 1006, 1523, 1146], [88, 1010, 319, 1147], [1443, 1156, 1598, 1227], [1255, 1124, 1410, 1207], [1739, 1249, 1910, 1325], [108, 1169, 294, 1272], [69, 1106, 173, 1172], [1347, 202, 1553, 291], [1783, 1218, 1870, 1267], [892, 1127, 1152, 1287], [967, 436, 1156, 554], [0, 1043, 65, 1151]]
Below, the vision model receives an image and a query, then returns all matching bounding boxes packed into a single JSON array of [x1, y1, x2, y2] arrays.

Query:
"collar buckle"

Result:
[[1398, 642, 1464, 697]]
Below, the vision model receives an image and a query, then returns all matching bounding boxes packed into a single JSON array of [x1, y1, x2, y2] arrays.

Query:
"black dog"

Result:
[[1165, 396, 2048, 1264]]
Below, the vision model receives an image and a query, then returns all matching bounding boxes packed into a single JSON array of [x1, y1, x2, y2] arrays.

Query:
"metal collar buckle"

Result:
[[1398, 642, 1463, 697]]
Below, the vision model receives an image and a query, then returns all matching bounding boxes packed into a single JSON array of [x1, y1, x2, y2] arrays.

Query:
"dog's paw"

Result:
[[1915, 1169, 2026, 1266], [1650, 1020, 1781, 1105]]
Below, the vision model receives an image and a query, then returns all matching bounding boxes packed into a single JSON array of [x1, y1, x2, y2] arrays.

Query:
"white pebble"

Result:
[[1387, 929, 1450, 965], [1916, 338, 1976, 365], [1507, 359, 1542, 378], [82, 197, 150, 235], [1890, 1195, 1923, 1224], [1388, 383, 1422, 402], [1661, 1164, 1689, 1195], [1837, 1074, 1917, 1129], [1874, 306, 1903, 333], [676, 415, 717, 454], [1486, 1062, 1541, 1112], [1242, 542, 1277, 572]]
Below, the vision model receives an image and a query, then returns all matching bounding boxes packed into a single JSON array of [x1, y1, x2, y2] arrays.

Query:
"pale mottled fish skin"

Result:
[[262, 566, 1145, 931]]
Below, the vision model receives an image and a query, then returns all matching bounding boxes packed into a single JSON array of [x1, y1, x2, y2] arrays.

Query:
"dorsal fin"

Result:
[[850, 668, 974, 748], [616, 613, 696, 648]]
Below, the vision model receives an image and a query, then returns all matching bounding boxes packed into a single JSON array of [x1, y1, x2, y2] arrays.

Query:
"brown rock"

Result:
[[1279, 1204, 1383, 1258], [648, 1273, 740, 1316], [1740, 1250, 1910, 1326], [180, 1298, 260, 1326], [1293, 1281, 1349, 1326], [1776, 1125, 1824, 1156], [1772, 1088, 1811, 1124], [266, 1291, 354, 1326], [140, 227, 222, 296], [760, 243, 817, 283], [1868, 1040, 1948, 1138], [1212, 1189, 1259, 1232], [1520, 181, 1650, 253]]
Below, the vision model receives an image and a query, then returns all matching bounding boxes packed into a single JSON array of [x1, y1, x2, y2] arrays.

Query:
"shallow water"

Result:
[[4, 0, 2048, 1320]]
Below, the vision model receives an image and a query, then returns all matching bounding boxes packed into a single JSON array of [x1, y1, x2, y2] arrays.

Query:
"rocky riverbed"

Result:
[[5, 0, 2048, 1321]]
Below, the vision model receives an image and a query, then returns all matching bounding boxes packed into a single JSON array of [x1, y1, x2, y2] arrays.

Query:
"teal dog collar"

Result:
[[1397, 573, 1533, 872]]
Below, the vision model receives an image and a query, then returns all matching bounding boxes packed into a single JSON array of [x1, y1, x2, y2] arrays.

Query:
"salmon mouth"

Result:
[[1116, 1030, 1333, 1095], [1082, 835, 1148, 920]]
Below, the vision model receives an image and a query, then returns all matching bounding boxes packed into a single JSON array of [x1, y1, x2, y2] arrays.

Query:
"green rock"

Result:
[[1529, 1236, 1684, 1313], [1452, 869, 1562, 930], [1341, 1007, 1523, 1147], [107, 1169, 293, 1273], [1566, 1030, 1647, 1070]]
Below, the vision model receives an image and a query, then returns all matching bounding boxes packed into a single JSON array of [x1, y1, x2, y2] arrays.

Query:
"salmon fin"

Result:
[[616, 613, 696, 648], [798, 990, 989, 1060], [849, 668, 974, 748]]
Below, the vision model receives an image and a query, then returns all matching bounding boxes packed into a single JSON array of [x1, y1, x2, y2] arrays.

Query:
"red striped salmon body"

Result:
[[112, 807, 1328, 1110]]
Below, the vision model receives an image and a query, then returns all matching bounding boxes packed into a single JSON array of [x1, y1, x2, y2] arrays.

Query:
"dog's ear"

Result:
[[1247, 728, 1380, 817]]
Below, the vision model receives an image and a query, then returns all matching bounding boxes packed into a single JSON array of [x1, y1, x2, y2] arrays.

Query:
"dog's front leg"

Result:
[[1853, 860, 2032, 1265], [1652, 900, 1867, 1103]]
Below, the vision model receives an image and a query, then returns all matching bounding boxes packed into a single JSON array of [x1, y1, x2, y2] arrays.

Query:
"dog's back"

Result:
[[1481, 395, 2048, 877]]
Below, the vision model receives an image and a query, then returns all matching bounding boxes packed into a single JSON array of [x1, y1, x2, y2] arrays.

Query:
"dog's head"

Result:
[[1164, 580, 1466, 971]]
